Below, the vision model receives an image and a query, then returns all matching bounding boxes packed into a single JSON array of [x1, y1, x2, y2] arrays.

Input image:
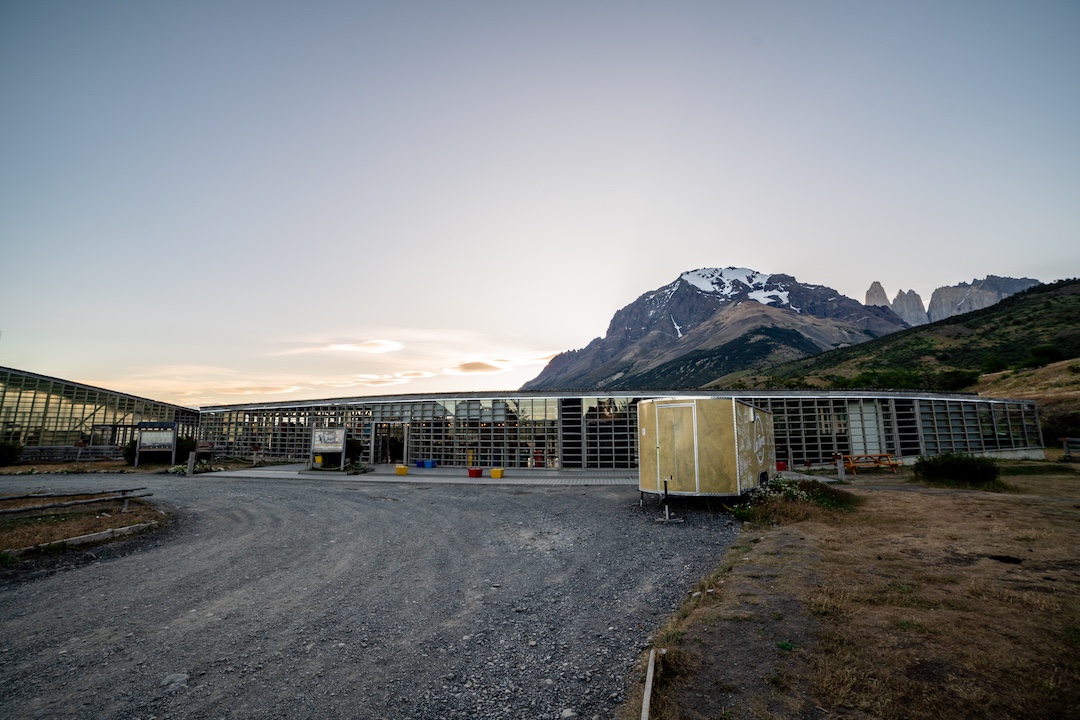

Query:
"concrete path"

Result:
[[212, 462, 639, 486]]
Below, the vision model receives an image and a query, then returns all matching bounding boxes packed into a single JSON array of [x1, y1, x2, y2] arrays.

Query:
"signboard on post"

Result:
[[139, 431, 175, 450], [310, 428, 347, 470], [135, 422, 178, 467], [312, 428, 346, 453]]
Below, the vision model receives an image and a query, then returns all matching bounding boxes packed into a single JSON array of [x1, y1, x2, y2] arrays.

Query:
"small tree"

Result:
[[0, 440, 22, 466]]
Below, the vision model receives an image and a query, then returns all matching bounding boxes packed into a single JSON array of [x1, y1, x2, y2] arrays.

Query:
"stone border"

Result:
[[3, 522, 158, 557]]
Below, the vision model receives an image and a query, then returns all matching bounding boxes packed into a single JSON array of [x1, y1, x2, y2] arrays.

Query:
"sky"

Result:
[[1, 0, 1077, 408]]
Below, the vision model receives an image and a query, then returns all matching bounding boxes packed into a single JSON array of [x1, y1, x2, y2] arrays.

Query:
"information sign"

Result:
[[312, 428, 346, 453]]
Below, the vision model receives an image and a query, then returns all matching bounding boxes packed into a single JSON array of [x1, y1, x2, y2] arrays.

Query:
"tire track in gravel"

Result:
[[1, 474, 740, 719]]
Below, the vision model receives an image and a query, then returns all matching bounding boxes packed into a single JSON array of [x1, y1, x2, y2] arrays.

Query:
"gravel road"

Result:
[[1, 472, 741, 719]]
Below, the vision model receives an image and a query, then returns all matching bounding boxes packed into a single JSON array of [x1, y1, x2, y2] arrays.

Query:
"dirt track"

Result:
[[0, 473, 740, 719]]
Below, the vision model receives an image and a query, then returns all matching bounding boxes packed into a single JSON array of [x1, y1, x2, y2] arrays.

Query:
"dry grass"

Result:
[[0, 496, 165, 553], [799, 466, 1080, 719], [0, 456, 262, 476], [0, 459, 142, 475], [975, 359, 1080, 405], [623, 462, 1080, 720]]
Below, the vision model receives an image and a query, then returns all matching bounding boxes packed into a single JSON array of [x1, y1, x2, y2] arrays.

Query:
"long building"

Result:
[[0, 366, 1044, 468], [199, 390, 1043, 469], [0, 367, 199, 459]]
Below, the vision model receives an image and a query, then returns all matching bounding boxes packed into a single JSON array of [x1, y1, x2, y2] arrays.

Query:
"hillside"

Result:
[[523, 267, 1043, 393], [712, 278, 1080, 441], [720, 278, 1079, 385]]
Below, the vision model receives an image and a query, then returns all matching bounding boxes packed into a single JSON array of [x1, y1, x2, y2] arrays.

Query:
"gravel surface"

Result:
[[1, 473, 741, 719]]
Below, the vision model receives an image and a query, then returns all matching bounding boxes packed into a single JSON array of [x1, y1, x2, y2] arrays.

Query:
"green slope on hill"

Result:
[[709, 278, 1080, 391], [606, 327, 822, 390]]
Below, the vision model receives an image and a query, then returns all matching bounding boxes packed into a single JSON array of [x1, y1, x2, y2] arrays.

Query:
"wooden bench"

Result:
[[1062, 438, 1080, 461], [843, 454, 901, 474]]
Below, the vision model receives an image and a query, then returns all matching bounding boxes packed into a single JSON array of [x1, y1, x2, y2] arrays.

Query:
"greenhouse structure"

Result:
[[1, 366, 1044, 468], [198, 389, 1043, 469]]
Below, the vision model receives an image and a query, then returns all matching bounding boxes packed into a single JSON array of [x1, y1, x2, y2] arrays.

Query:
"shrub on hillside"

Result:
[[913, 453, 1000, 486], [929, 370, 980, 392], [1020, 345, 1064, 368], [0, 440, 23, 466]]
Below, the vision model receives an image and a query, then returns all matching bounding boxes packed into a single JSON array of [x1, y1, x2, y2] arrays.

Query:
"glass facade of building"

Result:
[[199, 390, 1042, 468], [0, 367, 199, 452], [0, 364, 1042, 468]]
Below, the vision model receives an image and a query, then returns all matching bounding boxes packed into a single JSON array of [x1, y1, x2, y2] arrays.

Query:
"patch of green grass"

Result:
[[658, 628, 684, 644], [1063, 626, 1080, 649], [765, 670, 787, 688], [894, 619, 932, 633], [886, 581, 916, 595]]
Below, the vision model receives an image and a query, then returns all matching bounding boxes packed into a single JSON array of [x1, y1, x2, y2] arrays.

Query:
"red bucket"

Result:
[[776, 461, 787, 472], [467, 467, 482, 478]]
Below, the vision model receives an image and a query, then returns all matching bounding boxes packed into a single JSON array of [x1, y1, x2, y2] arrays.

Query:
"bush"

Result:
[[730, 476, 860, 526], [929, 370, 980, 392], [913, 453, 1001, 487], [177, 436, 196, 460], [0, 440, 23, 466], [982, 354, 1008, 373], [123, 439, 137, 465], [1020, 345, 1064, 368], [1041, 409, 1080, 447]]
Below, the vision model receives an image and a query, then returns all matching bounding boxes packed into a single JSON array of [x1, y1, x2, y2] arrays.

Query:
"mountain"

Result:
[[725, 278, 1080, 392], [522, 267, 908, 391], [865, 275, 1040, 327], [726, 278, 1080, 442], [927, 275, 1041, 322]]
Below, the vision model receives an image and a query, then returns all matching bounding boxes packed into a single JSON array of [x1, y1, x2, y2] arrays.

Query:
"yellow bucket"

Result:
[[491, 468, 504, 479], [395, 465, 408, 475]]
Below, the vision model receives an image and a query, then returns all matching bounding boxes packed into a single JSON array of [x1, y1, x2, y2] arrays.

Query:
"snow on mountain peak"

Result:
[[679, 267, 789, 307]]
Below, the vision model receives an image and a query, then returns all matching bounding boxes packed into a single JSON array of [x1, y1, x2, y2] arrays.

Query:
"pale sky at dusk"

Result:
[[1, 1, 1077, 408]]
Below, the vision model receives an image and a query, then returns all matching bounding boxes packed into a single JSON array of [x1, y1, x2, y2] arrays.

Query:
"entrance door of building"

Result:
[[371, 422, 409, 465]]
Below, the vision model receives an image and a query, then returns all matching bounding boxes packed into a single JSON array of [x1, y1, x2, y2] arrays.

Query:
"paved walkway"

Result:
[[212, 462, 639, 486], [211, 463, 822, 487]]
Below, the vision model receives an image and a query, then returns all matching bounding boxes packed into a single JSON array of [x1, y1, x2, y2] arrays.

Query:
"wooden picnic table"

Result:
[[843, 454, 901, 474]]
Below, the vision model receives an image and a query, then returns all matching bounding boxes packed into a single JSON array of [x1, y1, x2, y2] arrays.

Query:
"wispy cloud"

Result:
[[273, 339, 405, 356], [312, 374, 411, 389], [395, 370, 436, 379], [328, 340, 404, 353], [215, 385, 303, 395], [443, 360, 512, 375]]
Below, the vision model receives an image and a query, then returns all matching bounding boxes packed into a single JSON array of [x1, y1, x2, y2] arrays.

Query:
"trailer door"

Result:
[[656, 402, 698, 494]]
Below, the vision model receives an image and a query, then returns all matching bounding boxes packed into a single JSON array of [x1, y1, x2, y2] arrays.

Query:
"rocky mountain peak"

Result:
[[865, 281, 890, 308], [891, 289, 929, 326], [927, 276, 1041, 322], [864, 275, 1040, 327], [523, 267, 906, 391]]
